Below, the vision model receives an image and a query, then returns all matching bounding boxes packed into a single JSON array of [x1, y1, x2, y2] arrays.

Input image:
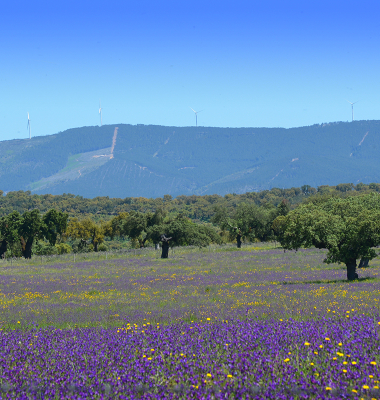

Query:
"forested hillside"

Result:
[[0, 121, 379, 198], [0, 126, 115, 191]]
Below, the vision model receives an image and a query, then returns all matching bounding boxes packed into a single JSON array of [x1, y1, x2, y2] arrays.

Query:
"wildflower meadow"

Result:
[[0, 244, 379, 399]]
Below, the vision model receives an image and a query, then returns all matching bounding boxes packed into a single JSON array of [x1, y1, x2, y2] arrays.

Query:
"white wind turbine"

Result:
[[99, 100, 103, 126], [190, 107, 203, 127], [27, 112, 31, 139], [346, 100, 358, 122]]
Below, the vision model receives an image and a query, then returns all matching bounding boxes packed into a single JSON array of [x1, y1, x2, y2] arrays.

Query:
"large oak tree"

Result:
[[274, 193, 380, 280], [0, 211, 22, 258]]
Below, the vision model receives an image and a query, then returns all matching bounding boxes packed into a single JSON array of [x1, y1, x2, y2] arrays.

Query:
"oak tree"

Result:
[[274, 193, 380, 280]]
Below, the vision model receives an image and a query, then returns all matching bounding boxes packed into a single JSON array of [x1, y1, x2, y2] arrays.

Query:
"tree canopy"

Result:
[[66, 217, 105, 252], [211, 202, 287, 247], [147, 215, 221, 255], [0, 182, 379, 223], [0, 209, 68, 259], [274, 193, 380, 280], [0, 211, 22, 258]]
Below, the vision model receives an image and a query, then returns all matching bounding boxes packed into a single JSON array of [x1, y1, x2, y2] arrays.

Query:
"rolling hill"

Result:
[[0, 120, 379, 198]]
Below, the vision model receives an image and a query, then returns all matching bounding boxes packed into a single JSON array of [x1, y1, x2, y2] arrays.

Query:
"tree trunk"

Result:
[[21, 238, 33, 259], [161, 242, 169, 258], [346, 258, 359, 281], [0, 240, 7, 259], [358, 258, 369, 268], [237, 234, 242, 248]]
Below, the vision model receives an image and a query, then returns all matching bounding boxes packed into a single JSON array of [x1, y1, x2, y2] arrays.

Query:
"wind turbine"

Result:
[[346, 100, 358, 122], [190, 107, 203, 127], [27, 112, 31, 139], [99, 100, 103, 126]]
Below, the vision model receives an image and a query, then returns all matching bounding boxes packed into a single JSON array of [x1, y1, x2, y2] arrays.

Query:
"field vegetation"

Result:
[[1, 187, 380, 397], [0, 244, 379, 398]]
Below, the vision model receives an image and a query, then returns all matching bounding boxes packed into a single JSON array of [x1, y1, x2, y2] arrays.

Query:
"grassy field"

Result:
[[0, 244, 379, 398]]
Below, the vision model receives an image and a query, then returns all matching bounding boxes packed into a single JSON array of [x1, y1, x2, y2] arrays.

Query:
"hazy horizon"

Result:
[[1, 0, 379, 141]]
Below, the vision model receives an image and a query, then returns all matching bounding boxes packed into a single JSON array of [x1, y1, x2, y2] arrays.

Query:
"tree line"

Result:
[[0, 208, 223, 259], [0, 195, 301, 259], [1, 182, 380, 221], [1, 187, 380, 278], [0, 199, 293, 259]]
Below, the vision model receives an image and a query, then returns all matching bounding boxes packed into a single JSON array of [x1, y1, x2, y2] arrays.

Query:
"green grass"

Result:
[[0, 243, 379, 331]]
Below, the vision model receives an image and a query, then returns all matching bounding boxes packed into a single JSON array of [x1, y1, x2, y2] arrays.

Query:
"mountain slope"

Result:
[[0, 121, 379, 198]]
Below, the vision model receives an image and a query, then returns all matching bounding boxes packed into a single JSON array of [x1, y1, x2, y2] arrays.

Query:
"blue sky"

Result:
[[1, 0, 379, 141]]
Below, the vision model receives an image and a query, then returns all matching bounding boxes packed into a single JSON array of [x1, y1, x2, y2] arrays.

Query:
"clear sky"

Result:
[[1, 0, 379, 141]]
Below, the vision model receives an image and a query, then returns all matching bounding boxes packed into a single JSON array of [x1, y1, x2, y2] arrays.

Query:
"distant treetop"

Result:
[[0, 182, 378, 222]]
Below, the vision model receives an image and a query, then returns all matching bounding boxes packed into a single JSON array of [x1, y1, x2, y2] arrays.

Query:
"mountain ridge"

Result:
[[0, 120, 379, 198]]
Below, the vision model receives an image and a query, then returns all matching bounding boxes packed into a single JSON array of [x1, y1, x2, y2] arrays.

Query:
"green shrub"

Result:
[[33, 241, 58, 255], [55, 243, 72, 254], [98, 243, 108, 252]]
